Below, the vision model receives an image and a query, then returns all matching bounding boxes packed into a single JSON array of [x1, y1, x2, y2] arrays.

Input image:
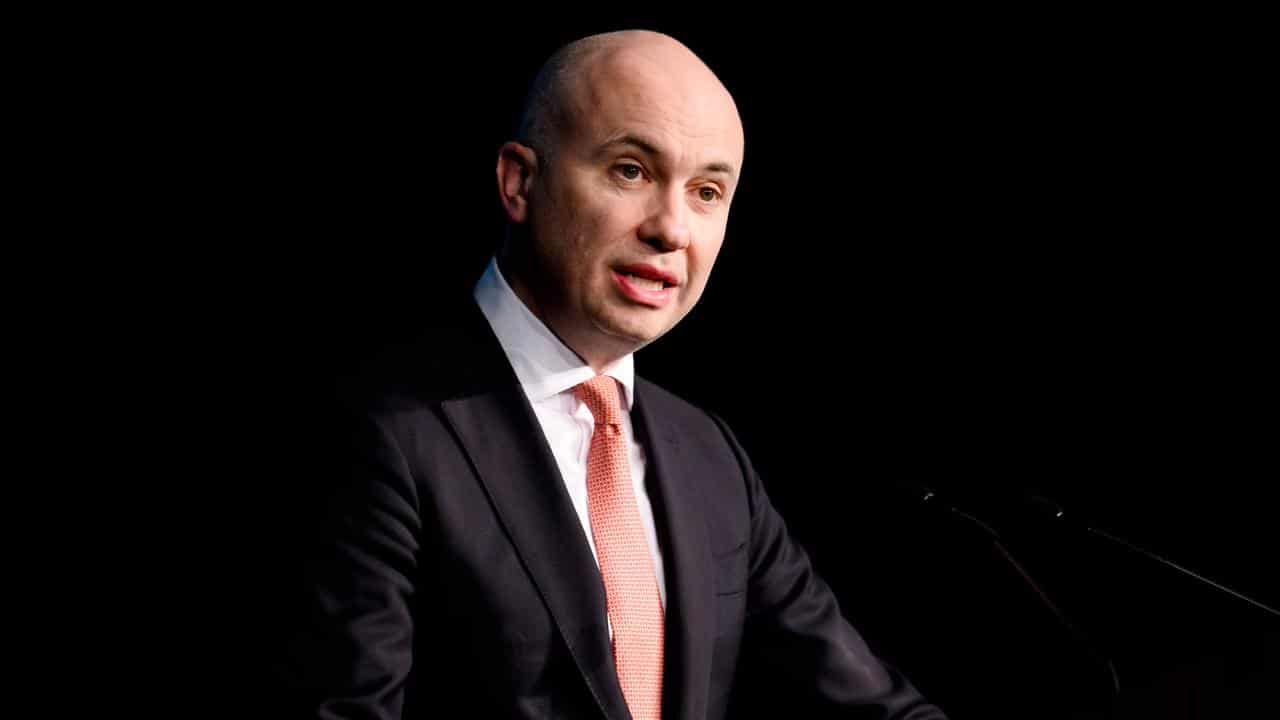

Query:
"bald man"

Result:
[[288, 31, 946, 719]]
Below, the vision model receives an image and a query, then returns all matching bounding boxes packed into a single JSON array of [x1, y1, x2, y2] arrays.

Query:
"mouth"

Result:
[[612, 265, 677, 308], [614, 263, 679, 289]]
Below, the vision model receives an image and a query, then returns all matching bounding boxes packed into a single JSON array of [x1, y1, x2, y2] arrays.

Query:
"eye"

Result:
[[698, 186, 722, 203], [615, 163, 644, 181]]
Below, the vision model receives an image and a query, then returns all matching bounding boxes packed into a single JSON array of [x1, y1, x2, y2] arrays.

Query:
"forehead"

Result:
[[565, 48, 744, 172]]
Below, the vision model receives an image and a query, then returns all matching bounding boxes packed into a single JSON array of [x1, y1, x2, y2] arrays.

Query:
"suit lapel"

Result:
[[439, 309, 631, 720], [633, 382, 717, 720]]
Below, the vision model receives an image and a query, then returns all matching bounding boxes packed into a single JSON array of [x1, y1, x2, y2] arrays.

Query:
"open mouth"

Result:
[[613, 263, 679, 289], [617, 272, 674, 291], [611, 268, 677, 308]]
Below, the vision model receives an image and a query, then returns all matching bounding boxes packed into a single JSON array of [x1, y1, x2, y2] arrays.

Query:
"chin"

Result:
[[597, 313, 670, 349]]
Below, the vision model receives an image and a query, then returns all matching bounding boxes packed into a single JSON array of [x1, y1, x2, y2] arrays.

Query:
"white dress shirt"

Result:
[[473, 256, 668, 611]]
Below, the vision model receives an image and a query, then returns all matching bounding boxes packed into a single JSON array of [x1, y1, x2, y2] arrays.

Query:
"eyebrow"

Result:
[[597, 133, 737, 180]]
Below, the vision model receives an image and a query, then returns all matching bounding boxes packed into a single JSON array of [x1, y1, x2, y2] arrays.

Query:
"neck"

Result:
[[496, 250, 632, 374]]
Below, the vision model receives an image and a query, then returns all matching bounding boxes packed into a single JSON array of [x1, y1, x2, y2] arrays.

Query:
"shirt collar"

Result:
[[473, 256, 635, 410]]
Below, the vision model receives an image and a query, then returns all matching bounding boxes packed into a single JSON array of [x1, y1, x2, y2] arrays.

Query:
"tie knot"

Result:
[[573, 375, 625, 426]]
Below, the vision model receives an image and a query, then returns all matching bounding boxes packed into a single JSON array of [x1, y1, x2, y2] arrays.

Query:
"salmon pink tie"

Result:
[[574, 375, 664, 720]]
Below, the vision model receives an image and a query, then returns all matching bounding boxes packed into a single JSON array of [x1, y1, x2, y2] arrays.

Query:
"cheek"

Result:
[[565, 195, 612, 240], [589, 185, 652, 229], [689, 230, 727, 279]]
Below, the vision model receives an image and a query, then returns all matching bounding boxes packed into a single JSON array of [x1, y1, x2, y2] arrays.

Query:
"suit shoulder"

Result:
[[338, 300, 511, 415]]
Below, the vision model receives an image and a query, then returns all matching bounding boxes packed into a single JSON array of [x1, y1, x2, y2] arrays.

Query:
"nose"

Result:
[[638, 186, 692, 252]]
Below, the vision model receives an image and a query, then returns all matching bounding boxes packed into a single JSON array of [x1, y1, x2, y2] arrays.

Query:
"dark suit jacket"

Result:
[[285, 299, 945, 719]]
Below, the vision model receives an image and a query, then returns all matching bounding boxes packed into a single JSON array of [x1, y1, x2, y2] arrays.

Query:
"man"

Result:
[[289, 30, 946, 719]]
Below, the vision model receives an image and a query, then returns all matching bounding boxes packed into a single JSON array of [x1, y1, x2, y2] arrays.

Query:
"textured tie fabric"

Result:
[[574, 375, 664, 720]]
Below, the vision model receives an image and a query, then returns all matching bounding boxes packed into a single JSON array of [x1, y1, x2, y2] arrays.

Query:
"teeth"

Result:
[[625, 273, 666, 291]]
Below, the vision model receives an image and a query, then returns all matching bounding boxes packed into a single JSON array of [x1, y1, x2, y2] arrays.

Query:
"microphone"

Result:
[[900, 483, 1278, 617], [890, 481, 1122, 699], [1015, 492, 1279, 619], [890, 481, 1002, 540]]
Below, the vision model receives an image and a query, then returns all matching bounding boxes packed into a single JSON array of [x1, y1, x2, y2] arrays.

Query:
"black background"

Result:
[[96, 10, 1274, 719]]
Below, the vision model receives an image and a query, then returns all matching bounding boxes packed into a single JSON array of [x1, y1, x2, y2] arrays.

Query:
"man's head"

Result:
[[496, 30, 744, 371]]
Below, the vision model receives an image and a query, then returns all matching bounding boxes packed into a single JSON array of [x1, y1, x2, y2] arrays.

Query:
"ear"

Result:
[[496, 142, 539, 224]]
